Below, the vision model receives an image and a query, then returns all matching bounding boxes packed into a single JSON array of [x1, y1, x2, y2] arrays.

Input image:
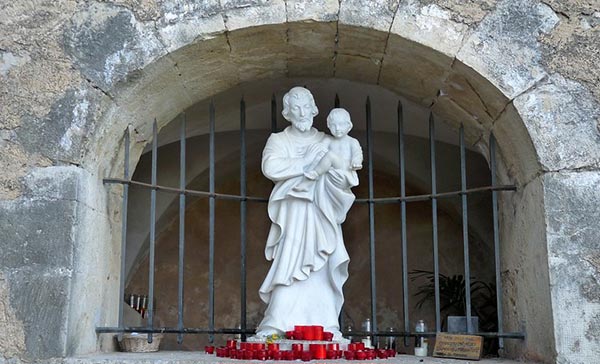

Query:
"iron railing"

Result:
[[98, 94, 523, 349]]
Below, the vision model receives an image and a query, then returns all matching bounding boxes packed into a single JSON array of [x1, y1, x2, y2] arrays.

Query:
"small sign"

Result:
[[433, 333, 483, 361]]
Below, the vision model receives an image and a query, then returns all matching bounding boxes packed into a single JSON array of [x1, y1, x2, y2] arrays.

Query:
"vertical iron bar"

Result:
[[117, 127, 130, 342], [177, 114, 186, 344], [334, 93, 340, 108], [209, 101, 216, 343], [398, 101, 410, 347], [148, 119, 158, 343], [366, 97, 377, 338], [490, 134, 504, 349], [271, 94, 277, 133], [429, 113, 441, 333], [459, 125, 473, 333], [240, 98, 248, 341]]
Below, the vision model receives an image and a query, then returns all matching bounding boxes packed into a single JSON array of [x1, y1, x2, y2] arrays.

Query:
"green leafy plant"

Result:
[[409, 269, 499, 354]]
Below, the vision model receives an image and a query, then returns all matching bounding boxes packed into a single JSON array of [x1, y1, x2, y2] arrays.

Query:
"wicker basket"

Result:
[[119, 333, 163, 352]]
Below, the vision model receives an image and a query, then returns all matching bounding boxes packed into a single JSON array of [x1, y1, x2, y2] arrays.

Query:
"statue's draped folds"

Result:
[[257, 126, 358, 334]]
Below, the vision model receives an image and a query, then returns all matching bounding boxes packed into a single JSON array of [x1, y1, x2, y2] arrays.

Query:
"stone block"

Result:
[[62, 2, 166, 91], [457, 0, 559, 99], [228, 25, 288, 82], [391, 0, 468, 58], [16, 84, 111, 164], [222, 0, 286, 32], [158, 14, 226, 53], [498, 175, 555, 362], [339, 0, 399, 32], [492, 103, 541, 186], [287, 0, 339, 22], [0, 199, 76, 270], [336, 24, 387, 84], [441, 60, 509, 128], [380, 34, 453, 105], [431, 96, 484, 147], [543, 171, 600, 363], [6, 267, 72, 358], [513, 74, 600, 172]]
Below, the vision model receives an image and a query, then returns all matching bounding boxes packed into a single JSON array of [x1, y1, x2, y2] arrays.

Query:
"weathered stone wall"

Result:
[[0, 0, 599, 363]]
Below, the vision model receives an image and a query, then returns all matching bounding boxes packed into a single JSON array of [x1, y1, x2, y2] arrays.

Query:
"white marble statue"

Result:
[[256, 87, 362, 340]]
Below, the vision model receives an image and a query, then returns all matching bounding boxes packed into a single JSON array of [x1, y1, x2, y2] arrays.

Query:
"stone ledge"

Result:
[[65, 352, 541, 364]]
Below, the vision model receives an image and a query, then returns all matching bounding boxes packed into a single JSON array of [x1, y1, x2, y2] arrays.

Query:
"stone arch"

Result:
[[6, 1, 599, 363]]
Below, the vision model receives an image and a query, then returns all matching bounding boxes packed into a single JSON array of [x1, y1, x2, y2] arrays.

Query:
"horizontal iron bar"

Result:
[[96, 327, 257, 334], [355, 185, 516, 203], [344, 331, 525, 339], [103, 178, 269, 202], [96, 327, 524, 339], [104, 178, 516, 204]]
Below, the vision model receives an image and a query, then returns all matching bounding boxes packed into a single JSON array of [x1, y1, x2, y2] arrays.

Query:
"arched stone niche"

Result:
[[2, 1, 599, 364]]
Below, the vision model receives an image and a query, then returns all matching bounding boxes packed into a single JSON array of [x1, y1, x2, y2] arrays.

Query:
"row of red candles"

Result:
[[205, 342, 397, 361], [286, 325, 333, 341]]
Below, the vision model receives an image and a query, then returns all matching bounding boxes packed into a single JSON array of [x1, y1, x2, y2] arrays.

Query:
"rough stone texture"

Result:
[[498, 175, 555, 363], [418, 0, 498, 25], [221, 0, 287, 31], [392, 0, 468, 57], [458, 0, 560, 99], [0, 272, 26, 360], [339, 0, 399, 32], [286, 0, 339, 22], [492, 103, 541, 186], [544, 171, 600, 364], [0, 0, 599, 362], [513, 74, 600, 172], [540, 0, 600, 101], [62, 2, 166, 92]]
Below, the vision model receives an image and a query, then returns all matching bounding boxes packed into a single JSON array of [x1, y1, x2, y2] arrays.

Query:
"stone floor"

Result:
[[64, 352, 540, 364]]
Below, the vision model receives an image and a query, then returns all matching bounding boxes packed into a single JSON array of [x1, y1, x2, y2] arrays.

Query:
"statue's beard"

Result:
[[292, 119, 313, 132]]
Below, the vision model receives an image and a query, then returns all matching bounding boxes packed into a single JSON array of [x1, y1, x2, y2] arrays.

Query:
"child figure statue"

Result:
[[294, 108, 363, 193]]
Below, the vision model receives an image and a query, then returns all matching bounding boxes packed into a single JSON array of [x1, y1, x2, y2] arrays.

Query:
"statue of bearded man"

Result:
[[256, 86, 359, 339]]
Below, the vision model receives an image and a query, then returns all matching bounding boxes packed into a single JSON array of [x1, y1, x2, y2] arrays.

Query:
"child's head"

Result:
[[327, 108, 353, 138]]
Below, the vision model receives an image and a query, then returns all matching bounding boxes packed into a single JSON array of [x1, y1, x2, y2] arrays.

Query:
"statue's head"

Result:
[[282, 87, 319, 132], [327, 108, 353, 138]]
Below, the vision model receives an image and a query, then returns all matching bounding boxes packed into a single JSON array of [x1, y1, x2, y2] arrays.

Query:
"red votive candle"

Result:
[[283, 350, 295, 361], [356, 342, 365, 350], [326, 343, 339, 351], [377, 349, 388, 359], [344, 350, 355, 360], [323, 331, 333, 341], [348, 343, 357, 351], [268, 343, 280, 352], [301, 351, 312, 361], [259, 349, 268, 360], [243, 350, 254, 360], [293, 330, 304, 340], [285, 330, 295, 339], [312, 325, 324, 341], [302, 326, 314, 340], [272, 351, 283, 360], [309, 344, 326, 359], [205, 345, 215, 354], [387, 349, 396, 357], [292, 343, 303, 352], [355, 350, 366, 360], [326, 350, 336, 359], [226, 339, 236, 348], [366, 349, 375, 360], [253, 343, 265, 350]]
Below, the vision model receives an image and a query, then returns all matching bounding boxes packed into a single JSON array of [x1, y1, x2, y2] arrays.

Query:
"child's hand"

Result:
[[351, 160, 363, 170]]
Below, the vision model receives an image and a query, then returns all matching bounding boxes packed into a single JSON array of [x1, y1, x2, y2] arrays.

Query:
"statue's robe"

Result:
[[257, 126, 358, 334]]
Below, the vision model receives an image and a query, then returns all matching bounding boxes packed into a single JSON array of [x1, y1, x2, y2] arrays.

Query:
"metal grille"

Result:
[[98, 94, 524, 349]]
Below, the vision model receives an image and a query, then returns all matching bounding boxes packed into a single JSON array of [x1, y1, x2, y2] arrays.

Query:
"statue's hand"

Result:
[[306, 143, 328, 159], [351, 159, 363, 170]]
